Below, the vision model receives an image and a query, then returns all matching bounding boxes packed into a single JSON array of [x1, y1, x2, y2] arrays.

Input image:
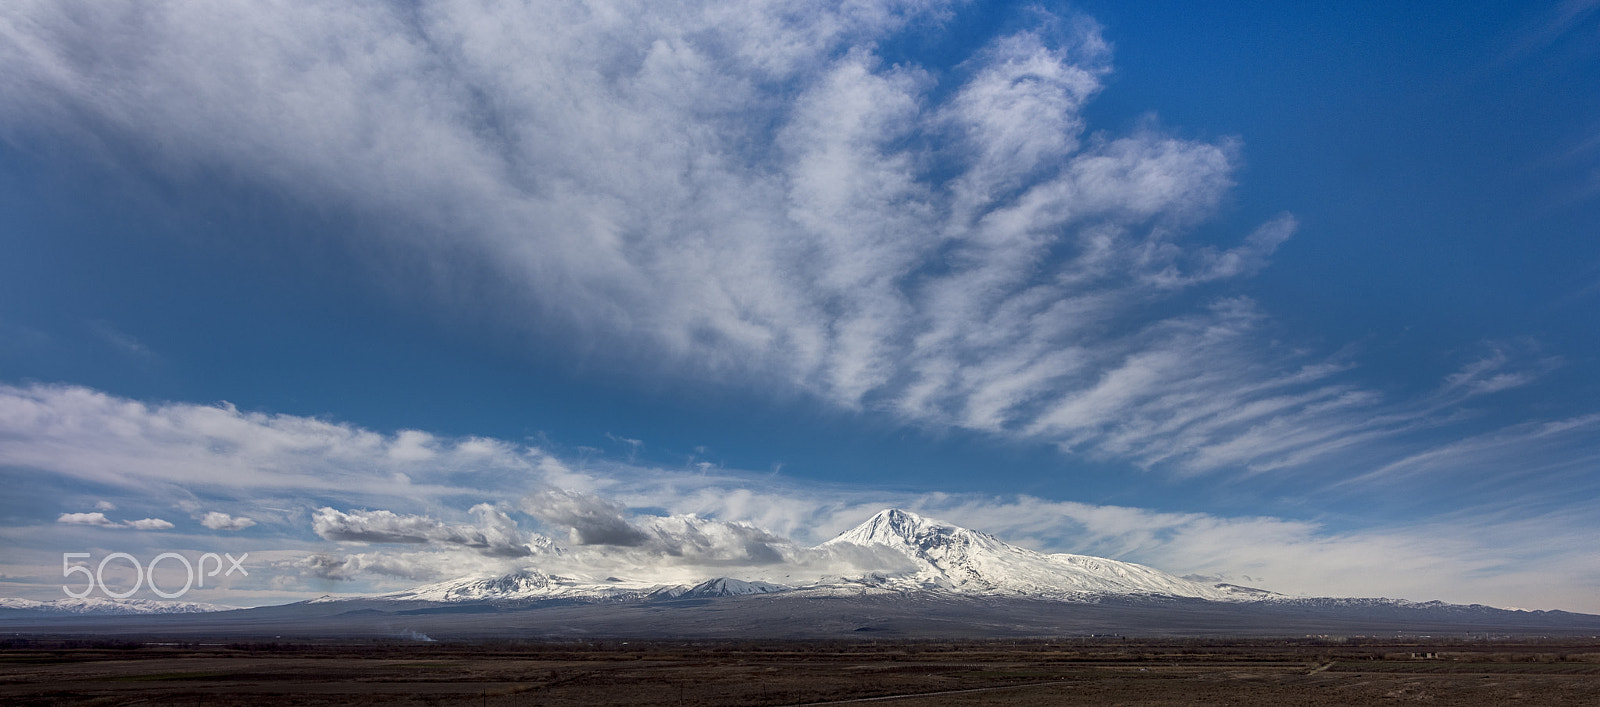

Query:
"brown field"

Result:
[[3, 638, 1599, 706]]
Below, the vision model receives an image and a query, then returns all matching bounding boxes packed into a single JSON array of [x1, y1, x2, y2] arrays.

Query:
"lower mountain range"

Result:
[[5, 510, 1597, 639]]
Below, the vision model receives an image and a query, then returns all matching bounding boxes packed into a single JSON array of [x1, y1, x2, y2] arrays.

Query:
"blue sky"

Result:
[[2, 1, 1598, 611]]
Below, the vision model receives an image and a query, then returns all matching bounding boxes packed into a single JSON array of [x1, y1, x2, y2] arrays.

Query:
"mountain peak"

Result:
[[870, 508, 934, 527], [827, 508, 965, 548], [678, 577, 789, 598]]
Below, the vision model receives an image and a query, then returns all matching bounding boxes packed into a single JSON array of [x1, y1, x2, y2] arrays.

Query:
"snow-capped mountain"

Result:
[[820, 509, 1262, 601], [669, 577, 790, 598], [354, 508, 1271, 606], [0, 597, 234, 615], [10, 510, 1588, 639], [379, 569, 663, 603], [380, 569, 793, 604]]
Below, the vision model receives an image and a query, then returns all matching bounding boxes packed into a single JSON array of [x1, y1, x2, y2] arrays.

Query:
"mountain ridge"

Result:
[[0, 597, 236, 616]]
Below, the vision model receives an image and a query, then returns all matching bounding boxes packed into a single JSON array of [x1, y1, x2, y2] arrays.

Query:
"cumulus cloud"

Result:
[[56, 512, 173, 530], [640, 515, 791, 564], [314, 508, 448, 544], [522, 489, 650, 546], [313, 506, 549, 558], [201, 511, 256, 531], [296, 551, 454, 583], [56, 512, 117, 527], [0, 0, 1367, 474], [124, 517, 175, 530]]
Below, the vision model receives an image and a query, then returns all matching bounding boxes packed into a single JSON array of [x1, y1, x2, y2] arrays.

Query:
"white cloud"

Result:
[[55, 511, 173, 530], [93, 500, 116, 511], [0, 382, 525, 495], [387, 430, 438, 462], [521, 489, 651, 546], [515, 496, 807, 574], [294, 550, 469, 583], [200, 511, 256, 531], [124, 517, 174, 530], [56, 512, 116, 527], [313, 505, 550, 558]]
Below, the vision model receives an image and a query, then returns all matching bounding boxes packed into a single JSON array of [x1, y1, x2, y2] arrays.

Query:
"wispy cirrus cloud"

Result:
[[1501, 0, 1600, 62], [1437, 341, 1562, 399], [1344, 413, 1600, 489], [87, 320, 155, 361], [0, 0, 1429, 477]]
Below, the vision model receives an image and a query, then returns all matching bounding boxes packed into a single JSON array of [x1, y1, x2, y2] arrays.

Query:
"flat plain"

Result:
[[3, 639, 1599, 706]]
